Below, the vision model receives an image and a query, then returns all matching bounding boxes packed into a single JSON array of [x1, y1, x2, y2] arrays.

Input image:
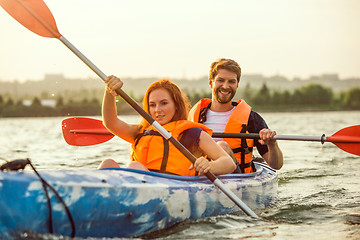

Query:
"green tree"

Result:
[[282, 90, 291, 105], [291, 89, 302, 104], [242, 83, 252, 103], [31, 97, 42, 107], [343, 87, 360, 109], [298, 84, 333, 105], [6, 98, 14, 106], [271, 90, 283, 105], [253, 82, 270, 105], [56, 96, 64, 107], [16, 99, 24, 106]]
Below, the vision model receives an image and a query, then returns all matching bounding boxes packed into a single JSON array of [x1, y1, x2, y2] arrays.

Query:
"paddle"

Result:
[[0, 0, 258, 218], [62, 117, 115, 146], [62, 117, 360, 156]]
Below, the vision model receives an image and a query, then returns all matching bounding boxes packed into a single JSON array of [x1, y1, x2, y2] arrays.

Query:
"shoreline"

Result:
[[0, 106, 359, 118]]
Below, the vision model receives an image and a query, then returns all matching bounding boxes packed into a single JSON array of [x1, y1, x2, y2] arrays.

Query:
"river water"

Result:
[[0, 111, 359, 240]]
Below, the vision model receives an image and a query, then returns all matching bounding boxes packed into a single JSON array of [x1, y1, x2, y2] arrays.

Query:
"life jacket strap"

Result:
[[233, 147, 253, 154], [238, 124, 253, 173], [160, 137, 169, 173], [198, 102, 212, 123], [134, 129, 200, 176]]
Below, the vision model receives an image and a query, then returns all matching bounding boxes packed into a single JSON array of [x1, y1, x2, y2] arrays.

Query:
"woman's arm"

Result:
[[102, 75, 138, 143], [192, 131, 236, 175]]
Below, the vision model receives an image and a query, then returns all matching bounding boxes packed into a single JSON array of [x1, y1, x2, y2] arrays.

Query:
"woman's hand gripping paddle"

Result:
[[0, 0, 258, 218]]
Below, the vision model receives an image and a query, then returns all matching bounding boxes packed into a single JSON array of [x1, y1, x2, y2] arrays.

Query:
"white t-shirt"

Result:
[[204, 107, 235, 142]]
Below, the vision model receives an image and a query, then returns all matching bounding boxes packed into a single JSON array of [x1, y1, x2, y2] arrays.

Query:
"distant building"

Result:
[[22, 99, 56, 107], [41, 99, 57, 107]]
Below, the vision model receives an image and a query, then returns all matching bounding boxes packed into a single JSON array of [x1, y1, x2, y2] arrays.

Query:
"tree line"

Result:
[[0, 83, 359, 117], [184, 83, 360, 111]]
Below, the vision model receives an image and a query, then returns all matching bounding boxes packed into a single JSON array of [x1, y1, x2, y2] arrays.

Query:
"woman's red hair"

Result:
[[137, 79, 191, 131]]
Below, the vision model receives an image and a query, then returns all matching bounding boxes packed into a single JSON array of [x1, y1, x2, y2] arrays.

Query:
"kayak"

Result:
[[0, 162, 277, 238]]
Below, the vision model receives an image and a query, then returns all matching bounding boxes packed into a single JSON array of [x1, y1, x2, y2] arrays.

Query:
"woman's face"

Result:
[[148, 88, 176, 125]]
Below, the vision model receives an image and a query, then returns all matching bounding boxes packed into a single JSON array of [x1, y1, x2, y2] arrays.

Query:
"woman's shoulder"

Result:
[[182, 127, 203, 138], [179, 127, 203, 152]]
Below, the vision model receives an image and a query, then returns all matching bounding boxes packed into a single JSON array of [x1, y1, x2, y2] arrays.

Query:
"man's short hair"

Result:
[[209, 58, 241, 82]]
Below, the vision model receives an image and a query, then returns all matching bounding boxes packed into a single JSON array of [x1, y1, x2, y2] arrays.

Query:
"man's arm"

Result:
[[248, 111, 283, 170], [258, 129, 283, 170]]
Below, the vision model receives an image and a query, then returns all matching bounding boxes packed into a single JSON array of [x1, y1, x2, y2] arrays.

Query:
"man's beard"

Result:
[[214, 88, 235, 104]]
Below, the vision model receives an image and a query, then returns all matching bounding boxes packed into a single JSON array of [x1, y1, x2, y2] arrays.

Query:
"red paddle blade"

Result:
[[0, 0, 61, 38], [62, 117, 114, 146], [327, 125, 360, 156]]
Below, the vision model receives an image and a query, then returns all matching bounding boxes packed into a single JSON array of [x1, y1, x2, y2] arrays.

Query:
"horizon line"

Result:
[[1, 72, 360, 83]]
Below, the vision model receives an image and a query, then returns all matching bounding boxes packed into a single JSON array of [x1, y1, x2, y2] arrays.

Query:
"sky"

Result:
[[0, 0, 359, 83]]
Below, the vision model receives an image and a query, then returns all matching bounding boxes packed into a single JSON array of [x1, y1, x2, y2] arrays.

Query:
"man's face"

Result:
[[210, 69, 239, 104]]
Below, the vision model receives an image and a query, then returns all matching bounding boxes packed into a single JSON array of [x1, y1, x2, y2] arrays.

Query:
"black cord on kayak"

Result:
[[0, 158, 76, 238], [0, 159, 54, 232], [27, 160, 76, 238]]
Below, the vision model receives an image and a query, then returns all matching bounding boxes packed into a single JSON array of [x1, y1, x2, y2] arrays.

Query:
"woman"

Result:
[[98, 75, 236, 176]]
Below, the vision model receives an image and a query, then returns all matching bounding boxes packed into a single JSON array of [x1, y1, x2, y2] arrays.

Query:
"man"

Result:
[[189, 58, 283, 173]]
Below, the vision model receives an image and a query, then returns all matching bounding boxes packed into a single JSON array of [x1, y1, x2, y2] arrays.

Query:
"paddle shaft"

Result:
[[59, 36, 258, 218], [60, 36, 156, 125], [213, 133, 360, 144], [212, 132, 326, 143], [71, 129, 328, 143]]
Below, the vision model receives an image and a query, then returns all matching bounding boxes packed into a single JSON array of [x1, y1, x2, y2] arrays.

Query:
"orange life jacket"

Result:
[[131, 120, 213, 176], [189, 99, 255, 173]]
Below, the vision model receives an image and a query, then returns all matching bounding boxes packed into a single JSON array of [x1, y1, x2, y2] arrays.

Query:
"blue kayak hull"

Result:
[[0, 163, 277, 238]]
